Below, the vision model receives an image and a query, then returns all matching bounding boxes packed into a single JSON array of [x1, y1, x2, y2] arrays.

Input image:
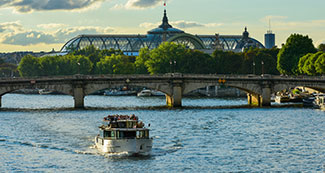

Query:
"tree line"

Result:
[[17, 34, 325, 77]]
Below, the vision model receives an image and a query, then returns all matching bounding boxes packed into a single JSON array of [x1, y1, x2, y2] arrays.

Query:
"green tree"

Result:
[[18, 55, 41, 77], [180, 49, 213, 74], [146, 42, 187, 74], [212, 50, 242, 74], [39, 56, 60, 76], [301, 52, 323, 75], [277, 34, 317, 74], [298, 53, 313, 74], [318, 43, 325, 52], [96, 54, 135, 74], [135, 47, 150, 74], [315, 53, 325, 74]]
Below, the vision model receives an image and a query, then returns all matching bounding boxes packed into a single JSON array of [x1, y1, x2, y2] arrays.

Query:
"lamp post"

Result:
[[174, 60, 176, 73], [261, 61, 264, 75], [77, 62, 80, 74], [253, 62, 255, 75], [169, 60, 177, 73]]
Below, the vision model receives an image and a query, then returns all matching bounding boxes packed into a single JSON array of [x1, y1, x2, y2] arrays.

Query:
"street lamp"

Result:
[[174, 60, 176, 73], [261, 61, 264, 75], [77, 62, 80, 74], [252, 62, 255, 75]]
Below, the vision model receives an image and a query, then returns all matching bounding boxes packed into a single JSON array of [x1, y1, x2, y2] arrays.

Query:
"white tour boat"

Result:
[[95, 114, 153, 156]]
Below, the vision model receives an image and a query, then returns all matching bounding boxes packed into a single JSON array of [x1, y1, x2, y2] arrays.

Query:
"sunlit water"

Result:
[[0, 94, 324, 172]]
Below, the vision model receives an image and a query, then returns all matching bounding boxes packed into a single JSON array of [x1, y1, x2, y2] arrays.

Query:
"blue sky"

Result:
[[0, 0, 324, 52]]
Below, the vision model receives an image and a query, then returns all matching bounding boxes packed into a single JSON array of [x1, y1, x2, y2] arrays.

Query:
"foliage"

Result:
[[298, 52, 325, 75], [212, 50, 242, 74], [145, 42, 187, 74], [18, 55, 41, 77], [135, 48, 150, 74], [301, 52, 322, 75], [318, 43, 325, 52], [315, 53, 325, 74], [277, 34, 317, 75], [96, 54, 135, 74]]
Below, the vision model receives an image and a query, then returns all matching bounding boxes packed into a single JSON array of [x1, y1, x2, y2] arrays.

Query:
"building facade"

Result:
[[60, 10, 264, 55]]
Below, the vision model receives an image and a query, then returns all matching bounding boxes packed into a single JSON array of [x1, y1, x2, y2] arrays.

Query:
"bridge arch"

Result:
[[167, 33, 206, 49]]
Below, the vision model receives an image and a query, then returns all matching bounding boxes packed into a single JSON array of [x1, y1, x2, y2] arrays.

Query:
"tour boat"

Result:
[[137, 89, 152, 97], [95, 114, 153, 156]]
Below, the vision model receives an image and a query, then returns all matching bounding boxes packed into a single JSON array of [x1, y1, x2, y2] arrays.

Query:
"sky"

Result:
[[0, 0, 324, 52]]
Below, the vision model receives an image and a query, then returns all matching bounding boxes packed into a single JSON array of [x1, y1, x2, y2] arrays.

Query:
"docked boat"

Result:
[[95, 114, 153, 156], [313, 95, 325, 110], [275, 95, 290, 103], [137, 89, 152, 97]]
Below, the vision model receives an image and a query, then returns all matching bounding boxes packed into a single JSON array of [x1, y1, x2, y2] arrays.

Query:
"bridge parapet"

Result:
[[0, 74, 324, 108]]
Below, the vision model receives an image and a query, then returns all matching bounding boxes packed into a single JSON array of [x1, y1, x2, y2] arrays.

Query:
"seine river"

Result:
[[1, 94, 324, 172]]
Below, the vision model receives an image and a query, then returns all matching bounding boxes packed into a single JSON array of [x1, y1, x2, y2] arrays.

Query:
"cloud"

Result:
[[0, 21, 23, 33], [125, 0, 162, 9], [0, 0, 105, 13], [171, 21, 223, 28], [139, 20, 223, 29], [2, 31, 57, 45], [1, 26, 115, 46], [37, 23, 67, 29]]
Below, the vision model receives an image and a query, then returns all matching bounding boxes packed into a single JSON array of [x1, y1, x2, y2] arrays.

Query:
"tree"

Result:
[[301, 52, 323, 75], [318, 43, 325, 52], [96, 54, 135, 74], [135, 47, 150, 74], [315, 53, 325, 74], [39, 56, 60, 76], [18, 55, 41, 77], [212, 50, 242, 74], [180, 49, 213, 74], [298, 53, 313, 74], [277, 34, 317, 75], [146, 42, 187, 74]]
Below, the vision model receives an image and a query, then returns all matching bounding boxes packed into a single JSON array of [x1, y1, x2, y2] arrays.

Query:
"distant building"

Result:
[[59, 9, 264, 55], [264, 30, 275, 49]]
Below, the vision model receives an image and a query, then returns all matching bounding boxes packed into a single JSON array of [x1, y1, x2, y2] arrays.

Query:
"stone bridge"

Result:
[[0, 74, 324, 108]]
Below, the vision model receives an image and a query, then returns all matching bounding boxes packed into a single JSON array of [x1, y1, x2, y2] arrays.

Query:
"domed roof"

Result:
[[147, 10, 184, 35]]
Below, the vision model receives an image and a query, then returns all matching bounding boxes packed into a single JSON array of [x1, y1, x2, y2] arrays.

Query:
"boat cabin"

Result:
[[98, 114, 150, 140]]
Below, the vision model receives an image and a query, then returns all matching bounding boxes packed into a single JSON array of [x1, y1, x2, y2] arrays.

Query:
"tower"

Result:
[[264, 20, 275, 49]]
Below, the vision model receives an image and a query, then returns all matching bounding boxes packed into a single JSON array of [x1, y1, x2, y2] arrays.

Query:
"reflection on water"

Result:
[[0, 94, 324, 172]]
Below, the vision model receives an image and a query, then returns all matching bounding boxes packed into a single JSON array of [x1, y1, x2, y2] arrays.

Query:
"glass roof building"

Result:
[[60, 10, 264, 55]]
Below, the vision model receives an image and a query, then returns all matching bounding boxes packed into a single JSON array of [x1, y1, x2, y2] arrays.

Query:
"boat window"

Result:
[[123, 131, 136, 138], [104, 131, 111, 138], [118, 122, 126, 128], [119, 131, 124, 138], [145, 130, 149, 138], [111, 131, 115, 138], [137, 130, 149, 139]]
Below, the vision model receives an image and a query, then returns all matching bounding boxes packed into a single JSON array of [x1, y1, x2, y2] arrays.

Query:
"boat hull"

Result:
[[95, 136, 153, 156]]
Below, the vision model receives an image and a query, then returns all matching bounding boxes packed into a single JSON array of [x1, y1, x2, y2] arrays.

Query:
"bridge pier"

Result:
[[247, 88, 271, 107], [166, 85, 182, 107], [73, 87, 85, 108]]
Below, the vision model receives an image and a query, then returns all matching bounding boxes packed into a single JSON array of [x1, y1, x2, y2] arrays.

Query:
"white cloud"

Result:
[[139, 20, 223, 29], [37, 23, 67, 29], [125, 0, 162, 9], [0, 0, 106, 13], [1, 25, 115, 46], [0, 21, 23, 33]]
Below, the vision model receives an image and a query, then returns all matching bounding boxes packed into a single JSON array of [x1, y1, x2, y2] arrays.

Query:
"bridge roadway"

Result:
[[0, 73, 324, 108]]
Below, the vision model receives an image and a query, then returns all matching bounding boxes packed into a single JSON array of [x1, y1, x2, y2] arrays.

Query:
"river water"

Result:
[[0, 94, 324, 172]]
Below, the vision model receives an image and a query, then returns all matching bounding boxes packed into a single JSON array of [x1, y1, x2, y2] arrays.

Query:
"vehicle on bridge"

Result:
[[95, 114, 153, 156]]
